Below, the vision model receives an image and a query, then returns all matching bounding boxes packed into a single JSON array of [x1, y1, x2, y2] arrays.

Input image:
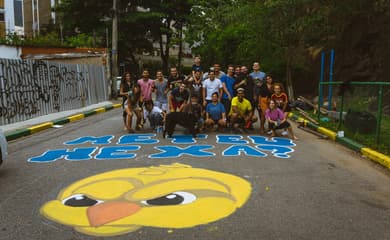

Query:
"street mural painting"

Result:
[[28, 134, 296, 162], [40, 163, 252, 237]]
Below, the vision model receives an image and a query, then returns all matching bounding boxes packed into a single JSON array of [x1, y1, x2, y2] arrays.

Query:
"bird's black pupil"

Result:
[[64, 195, 98, 207], [146, 194, 184, 206]]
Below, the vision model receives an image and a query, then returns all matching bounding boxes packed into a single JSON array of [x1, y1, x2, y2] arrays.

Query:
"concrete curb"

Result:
[[289, 113, 390, 170], [5, 103, 122, 141]]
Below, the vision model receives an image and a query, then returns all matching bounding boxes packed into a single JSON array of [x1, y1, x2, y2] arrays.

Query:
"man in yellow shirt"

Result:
[[229, 88, 258, 132]]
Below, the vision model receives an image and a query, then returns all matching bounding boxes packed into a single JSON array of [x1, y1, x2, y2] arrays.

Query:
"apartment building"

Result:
[[0, 0, 56, 38], [23, 0, 56, 37], [0, 0, 4, 37]]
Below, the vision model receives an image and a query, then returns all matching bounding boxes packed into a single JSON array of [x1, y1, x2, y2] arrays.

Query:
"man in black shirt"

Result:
[[234, 66, 256, 129], [169, 83, 189, 112], [167, 67, 185, 90]]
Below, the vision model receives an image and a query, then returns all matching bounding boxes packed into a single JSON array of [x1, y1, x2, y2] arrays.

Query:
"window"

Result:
[[14, 0, 23, 27]]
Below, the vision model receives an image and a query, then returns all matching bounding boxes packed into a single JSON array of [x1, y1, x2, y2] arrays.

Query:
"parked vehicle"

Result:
[[0, 129, 8, 166], [116, 76, 122, 96]]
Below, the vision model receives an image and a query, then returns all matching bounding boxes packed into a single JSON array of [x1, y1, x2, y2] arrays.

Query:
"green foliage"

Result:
[[64, 34, 94, 47], [186, 0, 334, 88], [0, 32, 96, 48]]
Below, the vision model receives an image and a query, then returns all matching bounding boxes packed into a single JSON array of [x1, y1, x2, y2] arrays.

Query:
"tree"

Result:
[[186, 0, 331, 99], [137, 0, 194, 74]]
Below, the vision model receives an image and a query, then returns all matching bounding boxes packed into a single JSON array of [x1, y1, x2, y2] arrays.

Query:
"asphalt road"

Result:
[[0, 108, 389, 240]]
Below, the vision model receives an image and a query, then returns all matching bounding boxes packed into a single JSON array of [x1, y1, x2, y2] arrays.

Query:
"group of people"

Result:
[[119, 57, 297, 140]]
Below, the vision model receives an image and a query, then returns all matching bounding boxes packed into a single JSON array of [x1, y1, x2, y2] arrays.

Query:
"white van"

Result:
[[0, 129, 8, 166]]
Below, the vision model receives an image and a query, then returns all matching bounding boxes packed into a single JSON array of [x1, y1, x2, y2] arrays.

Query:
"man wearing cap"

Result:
[[229, 88, 258, 132]]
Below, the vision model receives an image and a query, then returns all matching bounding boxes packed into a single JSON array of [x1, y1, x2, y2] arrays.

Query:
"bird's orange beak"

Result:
[[87, 201, 141, 227]]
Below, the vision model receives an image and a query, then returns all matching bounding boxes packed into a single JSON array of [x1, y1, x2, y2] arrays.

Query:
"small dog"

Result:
[[163, 112, 197, 138]]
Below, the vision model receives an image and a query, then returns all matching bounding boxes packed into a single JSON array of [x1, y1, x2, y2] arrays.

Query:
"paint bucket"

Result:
[[337, 131, 344, 138]]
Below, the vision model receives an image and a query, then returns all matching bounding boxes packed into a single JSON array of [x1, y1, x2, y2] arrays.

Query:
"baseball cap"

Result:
[[237, 88, 245, 93]]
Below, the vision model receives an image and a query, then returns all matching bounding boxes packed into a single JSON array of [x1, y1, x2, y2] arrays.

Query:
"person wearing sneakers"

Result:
[[271, 83, 291, 136], [266, 99, 297, 140], [229, 88, 258, 133], [205, 92, 227, 131], [124, 85, 143, 133]]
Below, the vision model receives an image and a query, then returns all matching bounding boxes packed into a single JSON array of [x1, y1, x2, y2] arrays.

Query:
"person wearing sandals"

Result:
[[266, 99, 298, 140], [119, 71, 133, 130], [271, 83, 291, 136], [124, 85, 143, 133], [258, 75, 274, 134], [137, 69, 154, 130]]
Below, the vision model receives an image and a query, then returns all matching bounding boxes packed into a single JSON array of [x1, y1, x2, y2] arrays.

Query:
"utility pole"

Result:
[[177, 21, 183, 72], [111, 0, 119, 99]]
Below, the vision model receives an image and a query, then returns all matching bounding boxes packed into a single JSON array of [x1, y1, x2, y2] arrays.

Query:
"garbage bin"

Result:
[[345, 110, 376, 134]]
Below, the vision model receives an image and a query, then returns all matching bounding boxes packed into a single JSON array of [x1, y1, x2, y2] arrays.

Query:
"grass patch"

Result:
[[293, 110, 390, 155]]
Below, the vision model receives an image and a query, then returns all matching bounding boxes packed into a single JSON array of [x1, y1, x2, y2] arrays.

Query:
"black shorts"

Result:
[[269, 120, 290, 130]]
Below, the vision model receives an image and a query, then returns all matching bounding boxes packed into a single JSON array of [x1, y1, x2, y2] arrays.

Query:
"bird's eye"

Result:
[[62, 194, 102, 207], [141, 191, 196, 206]]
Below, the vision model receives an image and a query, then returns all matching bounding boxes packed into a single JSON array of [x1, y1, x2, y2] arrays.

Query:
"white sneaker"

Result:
[[282, 130, 288, 136], [267, 130, 273, 135]]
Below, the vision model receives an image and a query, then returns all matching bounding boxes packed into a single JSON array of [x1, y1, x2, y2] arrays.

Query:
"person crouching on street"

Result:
[[205, 92, 227, 131], [229, 88, 258, 133], [265, 99, 298, 140], [143, 100, 165, 132]]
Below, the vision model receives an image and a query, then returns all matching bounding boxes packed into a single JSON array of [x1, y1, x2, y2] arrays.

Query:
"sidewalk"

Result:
[[2, 101, 122, 141], [289, 113, 390, 170]]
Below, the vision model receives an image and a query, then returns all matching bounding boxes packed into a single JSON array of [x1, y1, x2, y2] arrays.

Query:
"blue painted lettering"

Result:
[[248, 136, 296, 147], [170, 134, 207, 144], [28, 147, 97, 162], [256, 145, 294, 158], [95, 146, 140, 160], [149, 145, 215, 158], [118, 134, 159, 145], [222, 145, 267, 157], [216, 135, 248, 144], [64, 135, 114, 145]]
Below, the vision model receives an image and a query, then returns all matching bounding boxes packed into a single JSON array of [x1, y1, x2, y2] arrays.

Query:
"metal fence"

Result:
[[318, 81, 390, 154], [0, 58, 108, 125]]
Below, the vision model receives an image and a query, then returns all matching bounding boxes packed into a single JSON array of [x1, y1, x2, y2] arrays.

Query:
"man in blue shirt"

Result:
[[250, 62, 266, 90], [205, 92, 227, 131], [250, 62, 266, 130], [220, 65, 235, 122]]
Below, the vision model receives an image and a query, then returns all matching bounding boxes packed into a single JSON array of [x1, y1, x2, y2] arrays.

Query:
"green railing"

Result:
[[318, 81, 390, 147]]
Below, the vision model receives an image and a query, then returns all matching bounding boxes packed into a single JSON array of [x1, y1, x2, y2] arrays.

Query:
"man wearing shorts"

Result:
[[229, 88, 258, 132], [169, 83, 189, 112]]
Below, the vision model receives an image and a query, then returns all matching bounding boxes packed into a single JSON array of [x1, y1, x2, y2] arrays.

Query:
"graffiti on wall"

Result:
[[0, 58, 105, 124], [40, 163, 252, 237]]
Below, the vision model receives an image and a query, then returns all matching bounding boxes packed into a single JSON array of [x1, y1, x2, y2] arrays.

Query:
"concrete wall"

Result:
[[0, 45, 22, 59]]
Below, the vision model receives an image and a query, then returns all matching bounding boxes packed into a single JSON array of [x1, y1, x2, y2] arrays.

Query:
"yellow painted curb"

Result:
[[68, 114, 85, 122], [361, 148, 390, 169], [295, 117, 307, 126], [28, 122, 54, 134], [95, 108, 106, 113], [112, 103, 122, 108], [317, 127, 337, 140]]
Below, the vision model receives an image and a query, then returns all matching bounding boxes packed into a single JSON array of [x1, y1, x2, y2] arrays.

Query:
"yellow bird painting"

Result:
[[40, 163, 252, 237]]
